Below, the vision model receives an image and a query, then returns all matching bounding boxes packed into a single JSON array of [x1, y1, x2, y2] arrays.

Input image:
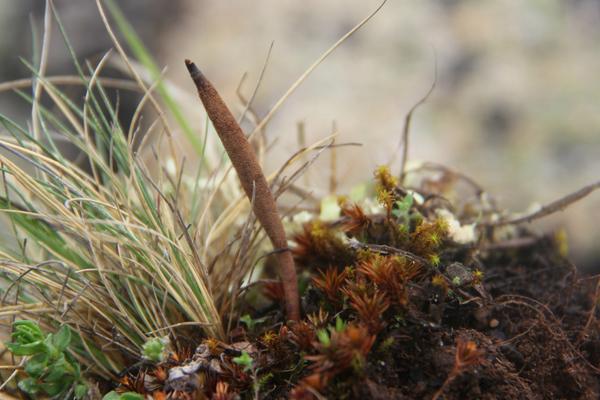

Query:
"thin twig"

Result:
[[296, 121, 309, 187], [185, 61, 300, 321], [235, 42, 273, 167], [0, 358, 25, 392], [347, 238, 432, 268], [398, 58, 437, 184], [272, 140, 362, 199], [485, 180, 600, 227], [431, 373, 456, 400], [94, 0, 178, 166], [237, 41, 274, 126], [479, 236, 539, 251], [329, 122, 338, 194], [247, 0, 388, 140], [405, 161, 486, 196]]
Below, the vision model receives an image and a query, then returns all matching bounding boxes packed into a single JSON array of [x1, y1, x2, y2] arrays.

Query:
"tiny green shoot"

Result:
[[233, 351, 254, 372], [141, 336, 170, 363]]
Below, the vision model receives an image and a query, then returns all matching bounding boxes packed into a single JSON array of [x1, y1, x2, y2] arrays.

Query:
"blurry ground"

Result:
[[1, 1, 599, 270], [164, 0, 600, 270], [0, 0, 183, 156]]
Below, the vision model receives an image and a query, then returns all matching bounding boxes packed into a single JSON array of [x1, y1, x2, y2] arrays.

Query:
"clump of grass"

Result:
[[0, 0, 359, 392]]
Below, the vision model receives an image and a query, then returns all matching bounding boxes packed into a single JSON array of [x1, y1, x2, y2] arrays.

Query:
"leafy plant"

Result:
[[307, 323, 375, 376], [316, 328, 331, 347], [315, 317, 347, 347], [239, 314, 268, 332], [6, 320, 87, 399], [312, 267, 349, 304], [392, 193, 414, 221], [141, 336, 170, 363]]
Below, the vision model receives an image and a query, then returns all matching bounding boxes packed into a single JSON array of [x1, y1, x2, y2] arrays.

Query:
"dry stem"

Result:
[[486, 180, 600, 227], [185, 60, 300, 321], [397, 59, 437, 184]]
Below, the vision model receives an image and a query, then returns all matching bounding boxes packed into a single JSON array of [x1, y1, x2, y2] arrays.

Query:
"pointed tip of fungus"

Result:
[[185, 59, 202, 80]]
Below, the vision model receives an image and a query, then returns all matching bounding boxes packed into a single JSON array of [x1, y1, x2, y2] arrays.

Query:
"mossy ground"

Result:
[[108, 167, 600, 399]]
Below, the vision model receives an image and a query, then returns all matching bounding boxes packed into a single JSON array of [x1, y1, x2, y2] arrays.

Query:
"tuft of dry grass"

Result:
[[0, 0, 286, 379]]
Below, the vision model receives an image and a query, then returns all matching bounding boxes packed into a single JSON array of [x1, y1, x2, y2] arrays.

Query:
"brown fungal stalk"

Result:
[[185, 59, 300, 321]]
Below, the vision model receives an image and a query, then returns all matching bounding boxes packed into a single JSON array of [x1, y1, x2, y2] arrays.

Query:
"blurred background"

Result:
[[0, 0, 599, 270]]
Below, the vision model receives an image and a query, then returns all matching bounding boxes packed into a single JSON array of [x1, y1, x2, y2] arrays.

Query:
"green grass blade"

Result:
[[104, 0, 204, 155]]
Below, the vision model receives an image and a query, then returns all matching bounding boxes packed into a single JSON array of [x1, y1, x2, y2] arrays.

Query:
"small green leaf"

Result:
[[392, 193, 414, 219], [65, 351, 82, 379], [44, 333, 60, 358], [18, 377, 40, 395], [400, 193, 414, 210], [44, 355, 69, 382], [233, 351, 254, 372], [40, 378, 71, 396], [6, 340, 48, 356], [13, 320, 42, 330], [335, 316, 346, 332], [103, 391, 144, 400], [24, 352, 49, 378], [102, 391, 120, 400], [13, 320, 44, 340], [240, 314, 255, 330], [75, 384, 88, 399], [120, 393, 145, 400], [142, 336, 169, 363], [10, 320, 45, 347], [239, 314, 267, 331], [317, 329, 330, 347], [52, 325, 72, 352]]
